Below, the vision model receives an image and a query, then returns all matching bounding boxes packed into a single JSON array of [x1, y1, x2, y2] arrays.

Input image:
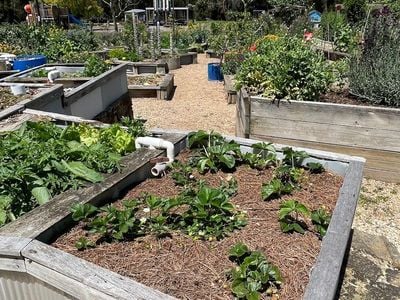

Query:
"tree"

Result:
[[101, 0, 140, 31], [45, 0, 103, 19]]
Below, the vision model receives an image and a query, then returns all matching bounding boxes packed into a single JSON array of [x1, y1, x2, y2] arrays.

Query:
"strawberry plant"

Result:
[[282, 147, 309, 168], [311, 208, 331, 238], [228, 243, 282, 300], [306, 162, 325, 174], [261, 178, 294, 201], [75, 237, 95, 250], [278, 200, 310, 234], [71, 203, 97, 222], [240, 142, 277, 170]]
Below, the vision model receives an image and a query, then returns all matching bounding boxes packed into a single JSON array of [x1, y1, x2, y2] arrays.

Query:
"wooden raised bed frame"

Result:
[[236, 89, 400, 182], [0, 123, 365, 300], [128, 73, 174, 100]]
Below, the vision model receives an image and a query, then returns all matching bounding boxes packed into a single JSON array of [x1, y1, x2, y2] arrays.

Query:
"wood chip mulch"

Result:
[[52, 152, 343, 300]]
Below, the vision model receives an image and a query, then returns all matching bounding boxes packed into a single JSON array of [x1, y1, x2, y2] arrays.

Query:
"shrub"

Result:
[[108, 48, 139, 62], [344, 0, 367, 24], [222, 51, 244, 75], [236, 36, 333, 101], [349, 15, 400, 107], [83, 55, 110, 77]]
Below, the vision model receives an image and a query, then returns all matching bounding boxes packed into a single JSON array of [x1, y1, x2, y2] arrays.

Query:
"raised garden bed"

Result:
[[158, 56, 181, 71], [128, 73, 174, 100], [0, 83, 63, 121], [0, 128, 365, 300], [121, 61, 168, 75], [236, 90, 400, 182], [179, 52, 198, 65], [224, 75, 237, 104], [1, 64, 131, 122]]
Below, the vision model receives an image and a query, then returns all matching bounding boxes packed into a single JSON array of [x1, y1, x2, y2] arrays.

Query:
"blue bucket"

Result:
[[13, 55, 47, 71], [208, 63, 223, 81]]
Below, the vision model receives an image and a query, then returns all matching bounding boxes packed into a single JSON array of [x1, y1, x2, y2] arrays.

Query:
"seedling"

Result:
[[261, 178, 294, 201]]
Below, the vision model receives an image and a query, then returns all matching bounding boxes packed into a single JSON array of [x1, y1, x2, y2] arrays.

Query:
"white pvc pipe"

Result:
[[135, 137, 175, 176]]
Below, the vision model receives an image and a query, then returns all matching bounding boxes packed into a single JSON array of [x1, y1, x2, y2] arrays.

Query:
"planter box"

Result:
[[0, 127, 365, 300], [122, 61, 168, 75], [179, 52, 198, 65], [223, 75, 237, 104], [158, 56, 181, 71], [1, 64, 131, 121], [236, 92, 400, 182], [128, 73, 174, 100], [0, 83, 64, 121]]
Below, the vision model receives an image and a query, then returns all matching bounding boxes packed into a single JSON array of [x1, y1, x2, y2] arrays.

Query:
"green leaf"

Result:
[[219, 154, 236, 169], [229, 242, 250, 259], [232, 282, 249, 298], [62, 160, 103, 183], [31, 187, 51, 205], [292, 222, 306, 234], [246, 291, 261, 300]]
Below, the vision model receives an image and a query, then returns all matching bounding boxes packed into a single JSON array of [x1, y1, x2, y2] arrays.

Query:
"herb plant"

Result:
[[83, 55, 110, 77], [228, 243, 282, 300]]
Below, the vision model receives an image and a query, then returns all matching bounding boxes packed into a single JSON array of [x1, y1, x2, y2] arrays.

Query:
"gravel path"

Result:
[[132, 54, 235, 135], [354, 179, 400, 251]]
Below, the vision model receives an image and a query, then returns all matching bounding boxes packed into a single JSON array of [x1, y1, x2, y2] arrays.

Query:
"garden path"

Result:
[[132, 54, 235, 134]]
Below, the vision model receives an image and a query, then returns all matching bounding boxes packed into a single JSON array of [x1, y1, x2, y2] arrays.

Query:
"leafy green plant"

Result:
[[306, 162, 325, 174], [228, 243, 282, 300], [75, 237, 95, 250], [311, 208, 331, 238], [188, 130, 224, 149], [282, 147, 309, 168], [83, 55, 110, 77], [236, 37, 334, 101], [240, 142, 277, 170], [170, 161, 195, 186], [194, 141, 241, 173], [0, 121, 140, 228], [278, 200, 310, 234], [31, 69, 50, 78], [261, 179, 294, 201], [181, 185, 247, 240], [71, 203, 97, 221], [108, 48, 139, 62]]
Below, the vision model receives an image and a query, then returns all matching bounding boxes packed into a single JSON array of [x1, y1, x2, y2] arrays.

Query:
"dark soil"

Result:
[[128, 74, 164, 86], [320, 90, 390, 108], [52, 151, 343, 300], [0, 86, 36, 111]]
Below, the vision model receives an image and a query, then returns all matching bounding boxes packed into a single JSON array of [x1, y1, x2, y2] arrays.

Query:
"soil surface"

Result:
[[128, 74, 165, 86], [132, 54, 235, 135], [320, 90, 395, 108], [53, 151, 343, 300], [0, 86, 36, 111]]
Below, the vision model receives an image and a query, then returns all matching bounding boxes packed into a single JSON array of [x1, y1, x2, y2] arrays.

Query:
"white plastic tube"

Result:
[[135, 137, 175, 176]]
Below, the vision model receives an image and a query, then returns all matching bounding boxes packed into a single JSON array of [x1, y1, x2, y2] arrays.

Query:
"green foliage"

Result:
[[83, 55, 110, 77], [344, 0, 367, 24], [228, 243, 282, 300], [261, 179, 294, 201], [75, 237, 95, 250], [195, 141, 241, 173], [0, 121, 141, 228], [120, 116, 148, 138], [349, 15, 400, 107], [73, 180, 247, 248], [311, 208, 331, 237], [236, 37, 334, 100], [306, 162, 325, 174], [222, 51, 244, 75], [188, 130, 224, 149], [282, 147, 309, 168], [71, 203, 98, 222], [278, 200, 310, 234], [108, 48, 139, 62], [240, 142, 278, 170], [170, 161, 195, 187]]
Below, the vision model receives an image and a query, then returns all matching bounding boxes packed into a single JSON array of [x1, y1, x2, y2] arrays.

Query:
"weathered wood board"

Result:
[[236, 95, 400, 182]]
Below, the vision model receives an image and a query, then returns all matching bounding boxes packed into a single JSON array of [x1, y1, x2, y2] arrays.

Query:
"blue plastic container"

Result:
[[208, 63, 223, 81], [13, 55, 47, 71]]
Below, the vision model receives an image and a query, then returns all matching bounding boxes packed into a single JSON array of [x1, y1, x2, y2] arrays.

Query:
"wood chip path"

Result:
[[132, 54, 235, 135]]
